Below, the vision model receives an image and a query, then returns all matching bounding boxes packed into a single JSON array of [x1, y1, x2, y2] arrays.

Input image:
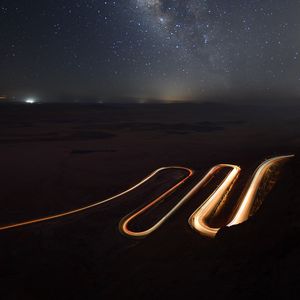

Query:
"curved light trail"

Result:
[[189, 155, 294, 238], [120, 164, 237, 238], [188, 164, 241, 238], [227, 155, 294, 226], [0, 166, 193, 232], [0, 155, 294, 237]]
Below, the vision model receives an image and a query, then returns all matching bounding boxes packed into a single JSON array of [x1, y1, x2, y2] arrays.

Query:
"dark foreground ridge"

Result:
[[0, 103, 299, 299]]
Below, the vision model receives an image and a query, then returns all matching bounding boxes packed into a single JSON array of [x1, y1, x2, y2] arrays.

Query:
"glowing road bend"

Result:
[[0, 155, 294, 236], [0, 166, 193, 232], [188, 164, 241, 238], [227, 155, 295, 226], [120, 164, 230, 237], [189, 155, 294, 238]]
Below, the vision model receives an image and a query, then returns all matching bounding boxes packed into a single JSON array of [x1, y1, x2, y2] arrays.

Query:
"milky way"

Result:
[[1, 0, 300, 102], [134, 0, 300, 100]]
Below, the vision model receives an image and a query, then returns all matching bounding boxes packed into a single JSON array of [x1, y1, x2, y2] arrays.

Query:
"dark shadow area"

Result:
[[0, 103, 299, 300]]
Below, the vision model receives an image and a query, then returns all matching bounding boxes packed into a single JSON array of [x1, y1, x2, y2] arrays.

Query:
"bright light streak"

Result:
[[227, 155, 295, 227], [0, 166, 193, 232], [189, 165, 241, 238], [120, 167, 194, 237], [120, 164, 240, 238], [0, 155, 294, 236], [189, 155, 294, 238]]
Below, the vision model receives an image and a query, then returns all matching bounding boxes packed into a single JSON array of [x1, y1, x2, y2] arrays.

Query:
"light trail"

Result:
[[0, 155, 294, 237], [0, 166, 193, 232], [189, 155, 294, 238], [188, 165, 241, 238], [227, 155, 295, 226], [120, 164, 228, 237]]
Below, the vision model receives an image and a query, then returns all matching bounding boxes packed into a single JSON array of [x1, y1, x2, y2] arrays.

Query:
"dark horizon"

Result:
[[1, 95, 300, 106]]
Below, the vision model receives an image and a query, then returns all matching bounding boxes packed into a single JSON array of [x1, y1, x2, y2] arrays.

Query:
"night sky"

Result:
[[1, 0, 300, 102]]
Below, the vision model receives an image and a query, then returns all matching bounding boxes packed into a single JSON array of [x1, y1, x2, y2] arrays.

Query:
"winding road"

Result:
[[0, 166, 193, 232], [189, 155, 294, 237], [0, 155, 294, 238], [120, 164, 239, 237], [188, 164, 241, 238]]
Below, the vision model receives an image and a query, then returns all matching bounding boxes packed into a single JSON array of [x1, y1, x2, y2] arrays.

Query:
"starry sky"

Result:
[[1, 0, 300, 103]]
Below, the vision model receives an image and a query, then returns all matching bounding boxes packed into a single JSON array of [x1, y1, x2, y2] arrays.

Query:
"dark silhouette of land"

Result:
[[0, 102, 299, 299]]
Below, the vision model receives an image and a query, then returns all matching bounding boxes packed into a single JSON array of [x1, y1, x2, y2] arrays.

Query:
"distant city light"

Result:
[[25, 98, 36, 104]]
